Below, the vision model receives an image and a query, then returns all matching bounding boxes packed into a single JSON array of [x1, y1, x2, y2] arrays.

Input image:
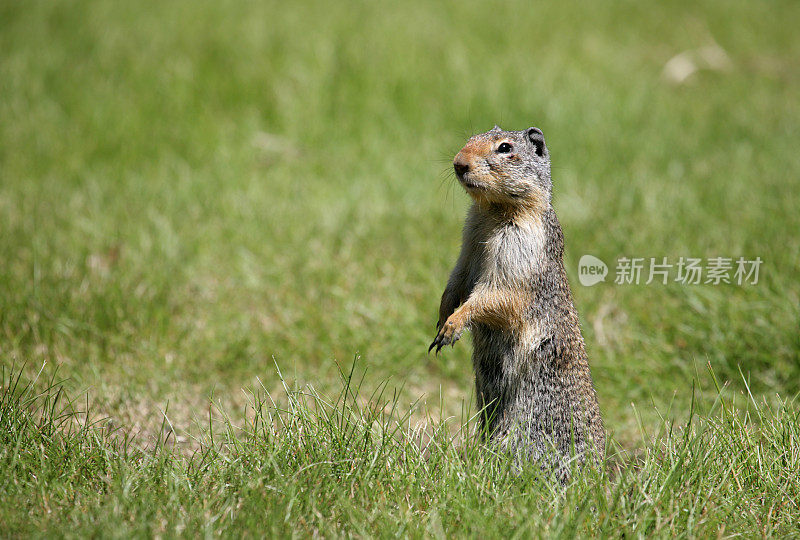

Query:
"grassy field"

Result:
[[2, 0, 800, 536]]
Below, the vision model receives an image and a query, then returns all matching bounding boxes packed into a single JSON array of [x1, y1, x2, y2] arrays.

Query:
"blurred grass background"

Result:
[[2, 0, 799, 449]]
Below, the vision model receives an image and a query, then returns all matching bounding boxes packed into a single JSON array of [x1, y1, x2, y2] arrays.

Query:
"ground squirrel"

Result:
[[430, 125, 604, 478]]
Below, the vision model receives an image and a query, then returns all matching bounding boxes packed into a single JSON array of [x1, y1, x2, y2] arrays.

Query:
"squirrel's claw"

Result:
[[428, 335, 445, 355], [429, 318, 463, 354]]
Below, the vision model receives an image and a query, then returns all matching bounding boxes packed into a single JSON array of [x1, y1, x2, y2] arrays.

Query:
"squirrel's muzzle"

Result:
[[453, 157, 470, 178]]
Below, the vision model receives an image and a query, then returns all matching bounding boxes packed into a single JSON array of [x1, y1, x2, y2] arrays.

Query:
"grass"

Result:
[[3, 364, 800, 537], [1, 0, 800, 536]]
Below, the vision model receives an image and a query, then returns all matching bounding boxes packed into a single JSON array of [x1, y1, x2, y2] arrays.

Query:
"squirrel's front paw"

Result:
[[429, 315, 465, 354]]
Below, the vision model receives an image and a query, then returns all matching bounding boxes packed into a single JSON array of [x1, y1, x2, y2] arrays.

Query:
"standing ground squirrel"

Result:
[[430, 125, 604, 477]]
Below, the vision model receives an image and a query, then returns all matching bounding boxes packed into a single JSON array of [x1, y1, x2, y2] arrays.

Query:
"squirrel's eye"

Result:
[[497, 142, 513, 154]]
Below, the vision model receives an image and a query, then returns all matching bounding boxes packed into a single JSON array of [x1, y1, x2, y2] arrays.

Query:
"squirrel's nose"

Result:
[[454, 159, 470, 177]]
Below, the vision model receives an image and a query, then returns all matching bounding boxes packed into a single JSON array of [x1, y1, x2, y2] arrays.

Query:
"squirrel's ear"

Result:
[[491, 124, 502, 132], [526, 127, 546, 157]]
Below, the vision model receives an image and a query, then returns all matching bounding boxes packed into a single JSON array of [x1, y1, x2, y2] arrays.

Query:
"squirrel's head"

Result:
[[453, 125, 551, 212]]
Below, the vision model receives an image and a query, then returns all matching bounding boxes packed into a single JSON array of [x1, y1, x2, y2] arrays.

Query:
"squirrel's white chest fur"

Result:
[[480, 217, 547, 286]]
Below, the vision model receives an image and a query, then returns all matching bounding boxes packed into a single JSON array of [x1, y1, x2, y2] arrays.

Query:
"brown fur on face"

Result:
[[453, 133, 549, 218]]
